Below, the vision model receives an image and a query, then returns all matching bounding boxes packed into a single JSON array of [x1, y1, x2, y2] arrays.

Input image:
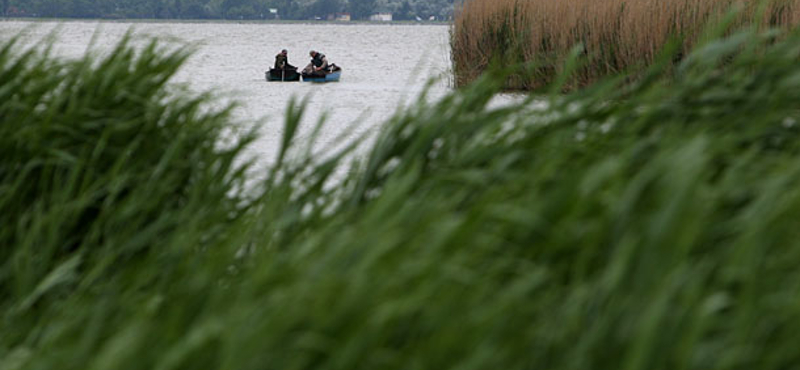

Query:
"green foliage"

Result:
[[348, 0, 375, 19], [4, 25, 800, 370], [0, 33, 257, 356], [310, 0, 344, 18]]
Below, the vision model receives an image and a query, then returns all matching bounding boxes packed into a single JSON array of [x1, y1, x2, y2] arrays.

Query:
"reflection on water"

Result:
[[1, 20, 452, 167]]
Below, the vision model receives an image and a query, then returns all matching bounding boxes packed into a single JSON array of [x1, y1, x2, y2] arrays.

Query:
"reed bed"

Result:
[[5, 26, 800, 370], [452, 0, 800, 89]]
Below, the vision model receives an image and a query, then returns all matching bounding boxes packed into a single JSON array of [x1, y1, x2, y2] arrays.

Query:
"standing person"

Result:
[[303, 50, 329, 76], [274, 49, 294, 70]]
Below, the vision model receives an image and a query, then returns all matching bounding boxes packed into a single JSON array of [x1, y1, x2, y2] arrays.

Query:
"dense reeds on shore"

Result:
[[5, 25, 800, 369], [452, 0, 800, 90]]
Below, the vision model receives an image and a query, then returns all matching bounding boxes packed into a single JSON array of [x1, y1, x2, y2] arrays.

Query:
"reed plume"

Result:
[[452, 0, 800, 89]]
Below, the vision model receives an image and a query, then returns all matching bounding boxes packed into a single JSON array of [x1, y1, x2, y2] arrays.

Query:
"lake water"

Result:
[[0, 20, 452, 167]]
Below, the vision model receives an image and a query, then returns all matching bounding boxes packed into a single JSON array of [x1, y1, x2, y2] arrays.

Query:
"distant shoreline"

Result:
[[0, 17, 451, 26]]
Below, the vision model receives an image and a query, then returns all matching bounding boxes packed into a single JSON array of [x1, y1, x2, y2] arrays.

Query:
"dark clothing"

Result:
[[303, 52, 330, 75], [274, 53, 293, 69], [311, 53, 327, 68]]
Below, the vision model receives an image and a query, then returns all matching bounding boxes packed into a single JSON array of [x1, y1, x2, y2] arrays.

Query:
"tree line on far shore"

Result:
[[1, 0, 455, 21]]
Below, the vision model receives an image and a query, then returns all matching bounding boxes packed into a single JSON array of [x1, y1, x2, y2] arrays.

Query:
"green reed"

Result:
[[3, 24, 800, 370]]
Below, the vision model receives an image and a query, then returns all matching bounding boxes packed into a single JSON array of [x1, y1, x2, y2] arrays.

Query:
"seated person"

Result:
[[274, 49, 295, 70], [302, 50, 329, 76]]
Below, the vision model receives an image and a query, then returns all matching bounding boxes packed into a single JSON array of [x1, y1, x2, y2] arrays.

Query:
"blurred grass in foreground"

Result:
[[3, 24, 800, 370]]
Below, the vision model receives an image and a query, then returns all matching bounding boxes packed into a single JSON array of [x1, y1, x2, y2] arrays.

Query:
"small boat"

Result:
[[266, 67, 300, 82], [302, 64, 342, 83]]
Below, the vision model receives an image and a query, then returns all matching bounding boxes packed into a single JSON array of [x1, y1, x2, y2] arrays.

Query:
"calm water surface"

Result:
[[0, 20, 452, 167]]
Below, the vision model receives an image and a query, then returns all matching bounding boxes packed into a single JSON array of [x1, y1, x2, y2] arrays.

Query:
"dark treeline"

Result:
[[1, 0, 454, 20]]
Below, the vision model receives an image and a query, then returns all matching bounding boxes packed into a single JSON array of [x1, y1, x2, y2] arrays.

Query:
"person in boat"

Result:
[[303, 50, 329, 76], [274, 49, 294, 70]]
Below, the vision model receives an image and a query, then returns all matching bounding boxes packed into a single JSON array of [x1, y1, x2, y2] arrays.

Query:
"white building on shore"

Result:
[[369, 12, 393, 22]]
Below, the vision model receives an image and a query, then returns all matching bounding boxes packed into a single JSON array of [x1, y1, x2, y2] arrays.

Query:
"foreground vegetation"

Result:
[[452, 0, 800, 89], [4, 22, 800, 369]]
